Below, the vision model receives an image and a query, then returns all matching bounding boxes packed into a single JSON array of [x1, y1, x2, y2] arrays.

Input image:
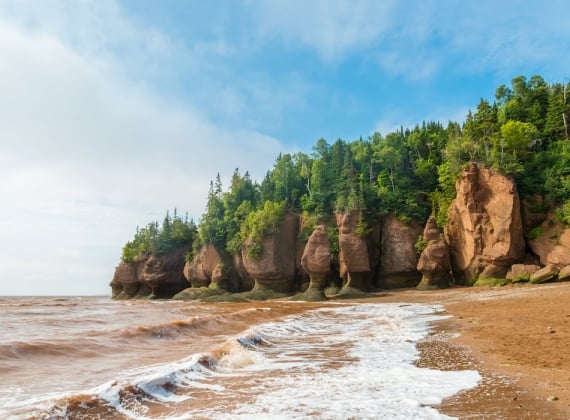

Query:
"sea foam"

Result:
[[6, 302, 480, 419]]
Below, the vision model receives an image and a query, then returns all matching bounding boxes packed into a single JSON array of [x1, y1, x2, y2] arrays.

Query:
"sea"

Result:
[[0, 296, 481, 419]]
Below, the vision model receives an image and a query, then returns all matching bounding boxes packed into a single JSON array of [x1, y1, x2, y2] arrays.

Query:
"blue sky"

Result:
[[0, 0, 568, 295]]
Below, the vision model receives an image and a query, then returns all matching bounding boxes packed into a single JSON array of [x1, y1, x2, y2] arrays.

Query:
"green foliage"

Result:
[[556, 201, 570, 226], [488, 120, 538, 174], [527, 226, 544, 240], [181, 73, 570, 266], [299, 212, 318, 242], [326, 226, 340, 259], [355, 212, 372, 238], [241, 201, 287, 260], [414, 235, 429, 254], [474, 277, 509, 287], [122, 210, 196, 263]]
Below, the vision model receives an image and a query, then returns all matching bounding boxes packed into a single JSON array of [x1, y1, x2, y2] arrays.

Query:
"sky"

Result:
[[0, 0, 569, 295]]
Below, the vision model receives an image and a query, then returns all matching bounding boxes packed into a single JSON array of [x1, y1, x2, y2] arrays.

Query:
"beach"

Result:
[[1, 283, 570, 418], [373, 282, 570, 419]]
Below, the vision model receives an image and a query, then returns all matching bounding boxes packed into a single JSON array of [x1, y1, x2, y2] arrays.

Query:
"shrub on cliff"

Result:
[[121, 210, 196, 263]]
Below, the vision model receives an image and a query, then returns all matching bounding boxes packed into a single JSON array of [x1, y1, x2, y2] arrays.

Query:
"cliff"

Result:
[[445, 163, 525, 285], [110, 247, 189, 299], [112, 164, 570, 300]]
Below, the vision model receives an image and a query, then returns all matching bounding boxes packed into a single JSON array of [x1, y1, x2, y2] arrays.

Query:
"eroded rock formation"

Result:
[[445, 163, 525, 284], [183, 244, 237, 291], [336, 211, 371, 292], [378, 215, 423, 288], [241, 213, 299, 295], [141, 247, 190, 298], [297, 224, 331, 300], [110, 260, 149, 299], [417, 217, 453, 290]]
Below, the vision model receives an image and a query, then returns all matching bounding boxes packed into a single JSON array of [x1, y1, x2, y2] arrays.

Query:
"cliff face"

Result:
[[336, 211, 371, 291], [445, 163, 525, 284], [111, 247, 189, 299], [110, 259, 149, 299], [183, 243, 238, 291], [241, 213, 299, 293], [113, 163, 570, 299], [141, 247, 190, 298], [377, 215, 423, 289]]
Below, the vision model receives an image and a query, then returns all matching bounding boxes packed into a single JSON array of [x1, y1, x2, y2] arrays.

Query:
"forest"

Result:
[[121, 75, 570, 263]]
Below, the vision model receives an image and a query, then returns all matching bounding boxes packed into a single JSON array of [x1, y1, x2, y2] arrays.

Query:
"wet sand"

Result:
[[366, 282, 570, 419]]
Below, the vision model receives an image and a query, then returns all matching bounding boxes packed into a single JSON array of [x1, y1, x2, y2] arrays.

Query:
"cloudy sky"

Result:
[[1, 0, 568, 295]]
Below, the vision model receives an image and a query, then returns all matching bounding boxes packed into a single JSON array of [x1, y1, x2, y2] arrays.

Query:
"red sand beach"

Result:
[[370, 282, 570, 419]]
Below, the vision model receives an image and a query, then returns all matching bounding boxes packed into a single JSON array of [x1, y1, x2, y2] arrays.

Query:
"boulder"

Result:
[[378, 215, 423, 288], [529, 264, 560, 284], [141, 247, 190, 298], [557, 265, 570, 282], [416, 217, 453, 290], [241, 213, 299, 295], [527, 212, 570, 267], [506, 264, 541, 283], [445, 163, 525, 285], [297, 225, 331, 301], [336, 212, 371, 292]]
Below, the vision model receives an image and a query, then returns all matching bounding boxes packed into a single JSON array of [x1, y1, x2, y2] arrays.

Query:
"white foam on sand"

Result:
[[7, 302, 480, 420], [210, 303, 481, 420]]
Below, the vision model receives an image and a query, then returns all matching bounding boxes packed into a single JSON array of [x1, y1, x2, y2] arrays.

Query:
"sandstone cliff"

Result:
[[111, 247, 189, 299], [183, 243, 238, 291], [377, 215, 423, 288], [445, 163, 525, 284], [113, 163, 570, 299], [336, 211, 371, 292], [141, 247, 190, 298], [110, 259, 149, 299], [241, 213, 299, 295]]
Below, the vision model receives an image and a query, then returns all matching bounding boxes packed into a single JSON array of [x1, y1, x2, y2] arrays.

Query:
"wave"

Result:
[[0, 307, 273, 362], [25, 329, 271, 419]]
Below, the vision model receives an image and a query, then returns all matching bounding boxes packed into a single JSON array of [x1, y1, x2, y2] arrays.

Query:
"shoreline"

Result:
[[364, 282, 570, 419]]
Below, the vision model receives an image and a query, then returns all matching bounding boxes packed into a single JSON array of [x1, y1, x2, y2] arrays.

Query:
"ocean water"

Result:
[[0, 296, 480, 419]]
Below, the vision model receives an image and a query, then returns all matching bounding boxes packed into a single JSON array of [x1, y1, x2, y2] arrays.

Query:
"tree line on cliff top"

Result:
[[121, 75, 570, 263]]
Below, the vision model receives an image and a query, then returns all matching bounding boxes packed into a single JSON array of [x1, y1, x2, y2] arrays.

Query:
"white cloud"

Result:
[[0, 18, 284, 295], [248, 0, 570, 80], [248, 0, 398, 61]]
